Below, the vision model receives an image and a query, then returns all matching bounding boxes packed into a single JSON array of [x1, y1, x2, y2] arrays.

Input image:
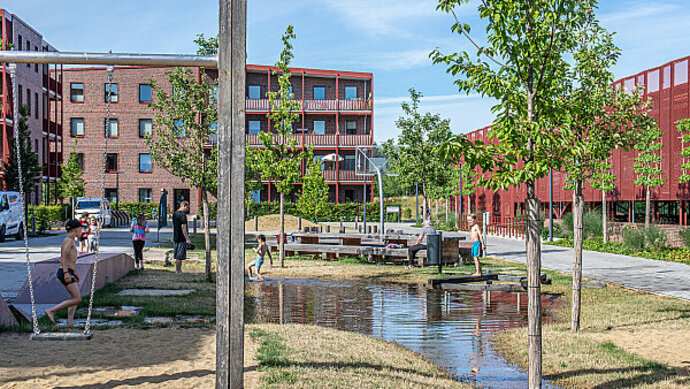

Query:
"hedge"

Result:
[[27, 204, 70, 232], [119, 202, 159, 218]]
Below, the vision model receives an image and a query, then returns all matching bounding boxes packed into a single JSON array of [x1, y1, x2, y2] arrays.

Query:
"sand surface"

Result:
[[0, 327, 261, 389], [586, 327, 690, 374], [245, 214, 320, 232]]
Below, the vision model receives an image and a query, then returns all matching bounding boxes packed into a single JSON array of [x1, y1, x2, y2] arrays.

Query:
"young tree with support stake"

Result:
[[297, 148, 329, 222], [559, 15, 656, 332], [59, 140, 86, 217], [432, 1, 596, 386], [590, 160, 616, 243], [254, 25, 303, 267], [147, 54, 218, 281], [633, 123, 665, 229]]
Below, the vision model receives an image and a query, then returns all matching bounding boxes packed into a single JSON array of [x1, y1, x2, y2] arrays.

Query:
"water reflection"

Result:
[[246, 278, 559, 388]]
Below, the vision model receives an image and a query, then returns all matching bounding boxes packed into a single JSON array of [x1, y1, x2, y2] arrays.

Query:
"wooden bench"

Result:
[[266, 242, 461, 265]]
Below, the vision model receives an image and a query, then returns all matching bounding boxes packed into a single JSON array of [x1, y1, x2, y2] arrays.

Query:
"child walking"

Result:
[[131, 213, 149, 270], [87, 217, 99, 252], [247, 234, 272, 282], [468, 214, 485, 276]]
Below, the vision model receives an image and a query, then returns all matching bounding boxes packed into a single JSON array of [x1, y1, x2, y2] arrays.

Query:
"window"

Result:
[[104, 83, 118, 102], [173, 189, 190, 209], [104, 189, 118, 205], [345, 87, 357, 100], [18, 85, 22, 110], [34, 46, 39, 72], [75, 153, 84, 170], [105, 153, 118, 172], [34, 92, 39, 119], [70, 118, 84, 137], [248, 85, 261, 99], [248, 120, 261, 134], [346, 121, 357, 135], [288, 85, 293, 97], [17, 35, 22, 51], [314, 121, 325, 135], [70, 83, 84, 102], [106, 119, 118, 137], [345, 190, 356, 202], [26, 88, 31, 116], [139, 154, 152, 173], [35, 139, 39, 154], [313, 86, 325, 100], [139, 84, 152, 103], [139, 189, 152, 203], [26, 41, 30, 67], [174, 120, 185, 137], [139, 119, 152, 138], [314, 155, 325, 170], [344, 155, 356, 170]]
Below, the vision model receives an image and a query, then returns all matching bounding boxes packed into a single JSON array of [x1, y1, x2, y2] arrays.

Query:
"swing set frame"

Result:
[[0, 1, 245, 387]]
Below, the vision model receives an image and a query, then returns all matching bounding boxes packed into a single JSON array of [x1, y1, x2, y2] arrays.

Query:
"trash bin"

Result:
[[426, 232, 441, 265]]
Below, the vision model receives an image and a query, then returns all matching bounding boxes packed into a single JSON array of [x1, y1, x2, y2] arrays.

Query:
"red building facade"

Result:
[[62, 65, 374, 214], [0, 10, 63, 204], [461, 55, 690, 225]]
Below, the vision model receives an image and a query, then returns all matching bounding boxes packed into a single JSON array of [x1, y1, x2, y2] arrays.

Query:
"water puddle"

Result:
[[144, 315, 214, 324], [55, 318, 124, 327], [77, 306, 143, 317], [247, 278, 560, 388]]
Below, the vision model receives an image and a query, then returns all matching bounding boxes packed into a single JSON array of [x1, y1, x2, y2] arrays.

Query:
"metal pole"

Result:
[[376, 167, 384, 237], [0, 51, 217, 67], [216, 0, 246, 387], [363, 175, 367, 232], [116, 172, 120, 211], [415, 181, 419, 223], [458, 164, 463, 229], [549, 168, 553, 242]]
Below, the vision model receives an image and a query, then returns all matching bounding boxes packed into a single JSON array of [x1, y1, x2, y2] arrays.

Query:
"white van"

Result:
[[0, 191, 24, 242], [75, 197, 112, 227]]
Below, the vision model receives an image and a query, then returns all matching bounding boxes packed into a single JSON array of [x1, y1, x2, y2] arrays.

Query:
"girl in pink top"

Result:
[[131, 213, 149, 270]]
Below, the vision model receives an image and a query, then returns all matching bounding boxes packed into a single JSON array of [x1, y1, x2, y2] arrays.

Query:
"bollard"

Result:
[[193, 217, 198, 234], [355, 216, 359, 230], [367, 226, 372, 233], [326, 225, 331, 233], [339, 217, 344, 233], [254, 216, 258, 231], [373, 225, 378, 234], [358, 226, 362, 233], [31, 216, 36, 235], [298, 217, 302, 231]]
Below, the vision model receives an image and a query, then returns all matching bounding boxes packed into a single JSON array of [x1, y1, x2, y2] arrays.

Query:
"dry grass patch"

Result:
[[247, 323, 468, 388], [245, 214, 321, 232]]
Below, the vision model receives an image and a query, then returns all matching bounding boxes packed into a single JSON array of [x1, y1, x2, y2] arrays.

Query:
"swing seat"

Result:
[[31, 332, 93, 341]]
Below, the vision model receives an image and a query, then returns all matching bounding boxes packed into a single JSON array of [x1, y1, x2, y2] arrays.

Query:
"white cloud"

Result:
[[323, 0, 438, 37], [375, 93, 482, 105]]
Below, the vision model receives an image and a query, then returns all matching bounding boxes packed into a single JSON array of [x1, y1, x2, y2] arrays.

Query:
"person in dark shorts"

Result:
[[44, 219, 83, 327], [407, 219, 437, 268], [173, 201, 192, 274], [131, 213, 149, 270]]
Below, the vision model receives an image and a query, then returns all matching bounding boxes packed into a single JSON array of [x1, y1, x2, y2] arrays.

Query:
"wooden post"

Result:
[[298, 216, 301, 231], [526, 197, 542, 388], [216, 0, 246, 387], [572, 190, 584, 332], [254, 215, 258, 231]]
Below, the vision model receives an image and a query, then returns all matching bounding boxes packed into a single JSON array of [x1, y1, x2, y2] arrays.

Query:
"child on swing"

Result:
[[45, 219, 84, 327], [247, 234, 272, 281]]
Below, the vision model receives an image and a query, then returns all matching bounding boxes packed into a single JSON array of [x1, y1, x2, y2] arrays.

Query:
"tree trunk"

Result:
[[280, 192, 285, 267], [645, 186, 651, 230], [202, 190, 212, 281], [572, 183, 584, 332], [445, 198, 449, 223], [435, 199, 439, 220], [602, 191, 607, 243]]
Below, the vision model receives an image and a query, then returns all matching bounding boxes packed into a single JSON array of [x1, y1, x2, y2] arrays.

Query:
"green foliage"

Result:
[[386, 89, 455, 204], [59, 140, 85, 199], [403, 208, 412, 220], [557, 211, 603, 240], [622, 226, 646, 252], [677, 118, 690, 184], [622, 225, 667, 253], [28, 204, 69, 232], [297, 148, 329, 221], [644, 225, 667, 252], [119, 202, 158, 218], [633, 123, 665, 190], [548, 236, 690, 265], [4, 105, 42, 194], [678, 228, 690, 249], [255, 26, 303, 197], [245, 145, 263, 208], [248, 201, 399, 223]]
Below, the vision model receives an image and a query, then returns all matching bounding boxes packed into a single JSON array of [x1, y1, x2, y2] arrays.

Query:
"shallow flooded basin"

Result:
[[246, 277, 559, 388]]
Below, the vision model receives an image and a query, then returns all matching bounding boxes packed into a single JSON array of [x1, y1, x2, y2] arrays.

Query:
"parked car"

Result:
[[0, 191, 24, 242], [75, 198, 112, 227]]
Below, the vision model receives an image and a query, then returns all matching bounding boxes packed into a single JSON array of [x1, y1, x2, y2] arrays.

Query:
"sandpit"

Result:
[[244, 214, 321, 232]]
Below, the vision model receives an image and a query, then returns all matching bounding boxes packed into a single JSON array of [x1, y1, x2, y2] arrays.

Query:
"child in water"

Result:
[[247, 234, 272, 281], [468, 214, 485, 276]]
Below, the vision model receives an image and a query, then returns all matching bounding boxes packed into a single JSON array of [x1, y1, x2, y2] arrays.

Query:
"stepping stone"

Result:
[[117, 289, 195, 296]]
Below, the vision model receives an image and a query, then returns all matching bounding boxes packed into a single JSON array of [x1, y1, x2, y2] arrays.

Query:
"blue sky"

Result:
[[4, 0, 690, 141]]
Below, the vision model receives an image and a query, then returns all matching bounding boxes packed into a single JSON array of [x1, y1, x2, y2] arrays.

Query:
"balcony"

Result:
[[322, 169, 369, 182], [246, 133, 371, 147], [246, 98, 372, 112]]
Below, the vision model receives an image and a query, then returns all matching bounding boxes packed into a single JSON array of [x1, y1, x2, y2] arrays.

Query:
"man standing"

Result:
[[407, 219, 437, 268], [173, 201, 192, 274]]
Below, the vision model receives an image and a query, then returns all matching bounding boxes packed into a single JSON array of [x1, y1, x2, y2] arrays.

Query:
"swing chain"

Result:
[[9, 63, 40, 335], [84, 65, 114, 335]]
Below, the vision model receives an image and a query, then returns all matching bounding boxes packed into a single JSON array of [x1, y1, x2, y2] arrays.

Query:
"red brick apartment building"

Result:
[[62, 65, 374, 213], [0, 10, 63, 204], [460, 55, 690, 225]]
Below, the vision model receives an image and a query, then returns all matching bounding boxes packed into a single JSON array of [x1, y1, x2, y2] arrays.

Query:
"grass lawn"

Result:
[[490, 259, 690, 388]]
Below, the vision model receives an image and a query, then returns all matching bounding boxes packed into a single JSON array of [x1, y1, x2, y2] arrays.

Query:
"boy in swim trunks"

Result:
[[45, 219, 84, 327], [247, 234, 272, 281], [468, 214, 485, 276]]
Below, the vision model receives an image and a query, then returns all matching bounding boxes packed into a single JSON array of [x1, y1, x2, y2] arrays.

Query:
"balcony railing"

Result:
[[322, 169, 369, 182], [246, 133, 371, 147], [246, 98, 372, 112]]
